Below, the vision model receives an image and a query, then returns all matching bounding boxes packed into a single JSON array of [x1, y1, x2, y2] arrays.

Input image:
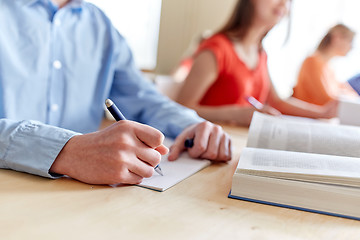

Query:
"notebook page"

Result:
[[138, 139, 211, 191], [247, 112, 360, 158]]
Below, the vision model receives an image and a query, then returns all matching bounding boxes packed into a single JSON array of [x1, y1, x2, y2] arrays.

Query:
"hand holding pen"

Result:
[[50, 99, 229, 185], [50, 103, 168, 185], [105, 99, 166, 176], [106, 98, 231, 168], [246, 96, 282, 116]]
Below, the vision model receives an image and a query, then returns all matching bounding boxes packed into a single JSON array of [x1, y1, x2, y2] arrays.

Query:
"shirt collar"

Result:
[[19, 0, 84, 9], [19, 0, 39, 6], [65, 0, 83, 9]]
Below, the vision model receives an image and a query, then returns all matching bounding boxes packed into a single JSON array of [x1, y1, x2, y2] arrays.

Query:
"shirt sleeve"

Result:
[[305, 59, 336, 102], [0, 119, 80, 178], [347, 74, 360, 95], [195, 35, 226, 75], [108, 30, 204, 138]]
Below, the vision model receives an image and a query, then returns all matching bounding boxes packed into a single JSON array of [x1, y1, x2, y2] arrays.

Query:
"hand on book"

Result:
[[258, 104, 282, 116], [321, 100, 338, 119]]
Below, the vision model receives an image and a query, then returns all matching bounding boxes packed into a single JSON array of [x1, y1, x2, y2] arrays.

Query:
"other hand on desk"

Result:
[[168, 121, 232, 162]]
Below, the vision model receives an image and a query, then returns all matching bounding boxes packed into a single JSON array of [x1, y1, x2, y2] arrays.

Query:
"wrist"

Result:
[[50, 135, 79, 176]]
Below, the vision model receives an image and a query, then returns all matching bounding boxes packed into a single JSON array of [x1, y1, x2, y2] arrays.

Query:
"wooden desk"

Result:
[[1, 123, 359, 239]]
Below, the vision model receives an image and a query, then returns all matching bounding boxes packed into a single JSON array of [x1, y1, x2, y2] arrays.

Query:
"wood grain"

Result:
[[1, 121, 359, 239]]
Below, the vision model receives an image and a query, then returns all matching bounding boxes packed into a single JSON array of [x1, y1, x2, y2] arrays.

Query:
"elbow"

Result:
[[176, 96, 189, 107]]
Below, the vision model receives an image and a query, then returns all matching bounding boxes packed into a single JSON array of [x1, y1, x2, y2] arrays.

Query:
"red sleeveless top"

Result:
[[196, 34, 270, 106]]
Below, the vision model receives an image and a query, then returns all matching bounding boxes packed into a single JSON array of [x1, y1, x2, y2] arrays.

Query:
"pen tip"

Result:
[[155, 166, 164, 176], [105, 99, 113, 108]]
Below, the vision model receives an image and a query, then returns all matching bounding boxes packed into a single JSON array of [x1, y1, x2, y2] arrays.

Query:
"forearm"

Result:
[[110, 71, 204, 138], [112, 91, 203, 138], [340, 82, 358, 97], [142, 99, 204, 137], [191, 104, 255, 126], [270, 97, 325, 118]]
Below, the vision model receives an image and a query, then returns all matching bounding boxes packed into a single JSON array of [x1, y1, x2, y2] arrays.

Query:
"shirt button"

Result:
[[51, 104, 59, 112], [53, 60, 62, 69], [54, 19, 61, 26]]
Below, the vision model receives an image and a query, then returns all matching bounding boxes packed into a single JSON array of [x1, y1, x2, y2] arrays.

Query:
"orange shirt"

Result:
[[195, 34, 270, 106], [292, 54, 340, 105]]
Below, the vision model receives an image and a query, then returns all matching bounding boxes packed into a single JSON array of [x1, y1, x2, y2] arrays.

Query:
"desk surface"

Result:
[[1, 122, 360, 239]]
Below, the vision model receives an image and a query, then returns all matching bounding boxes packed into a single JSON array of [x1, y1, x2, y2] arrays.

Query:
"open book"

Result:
[[138, 139, 211, 191], [229, 112, 360, 220]]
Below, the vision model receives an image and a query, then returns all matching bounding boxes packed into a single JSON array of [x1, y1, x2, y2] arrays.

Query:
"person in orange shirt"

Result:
[[176, 0, 337, 126], [293, 24, 357, 105]]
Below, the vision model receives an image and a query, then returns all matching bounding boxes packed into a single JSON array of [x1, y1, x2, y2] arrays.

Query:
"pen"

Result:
[[105, 99, 164, 176], [185, 138, 194, 148], [246, 96, 264, 110]]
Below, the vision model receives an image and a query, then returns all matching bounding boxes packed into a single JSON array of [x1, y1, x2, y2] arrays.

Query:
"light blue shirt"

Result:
[[0, 0, 202, 178]]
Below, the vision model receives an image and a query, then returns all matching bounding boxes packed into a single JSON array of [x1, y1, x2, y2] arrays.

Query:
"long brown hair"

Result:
[[317, 24, 355, 51], [218, 0, 291, 45], [218, 0, 255, 40]]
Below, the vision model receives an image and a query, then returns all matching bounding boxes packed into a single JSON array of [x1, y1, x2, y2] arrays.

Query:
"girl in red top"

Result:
[[176, 0, 337, 126]]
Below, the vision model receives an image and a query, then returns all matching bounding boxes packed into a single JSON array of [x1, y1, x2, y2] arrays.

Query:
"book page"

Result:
[[247, 112, 360, 158], [138, 139, 211, 191], [237, 147, 360, 186], [338, 98, 360, 127], [280, 115, 321, 123]]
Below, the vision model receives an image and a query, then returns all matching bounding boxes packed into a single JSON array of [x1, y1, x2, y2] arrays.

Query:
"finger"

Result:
[[217, 133, 227, 161], [271, 109, 282, 116], [118, 171, 144, 185], [167, 145, 182, 161], [262, 105, 281, 116], [217, 133, 232, 161], [133, 123, 165, 148], [155, 144, 169, 155], [136, 146, 162, 167], [200, 125, 222, 160], [228, 136, 232, 159], [168, 134, 189, 161], [127, 156, 155, 179], [188, 122, 212, 159]]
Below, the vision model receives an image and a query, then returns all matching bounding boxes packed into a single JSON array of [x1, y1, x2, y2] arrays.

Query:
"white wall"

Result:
[[157, 0, 360, 97], [86, 0, 360, 99], [87, 0, 162, 70], [264, 0, 360, 97], [156, 0, 237, 74]]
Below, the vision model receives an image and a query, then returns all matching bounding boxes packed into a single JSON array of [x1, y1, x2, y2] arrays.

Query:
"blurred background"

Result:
[[88, 0, 360, 98]]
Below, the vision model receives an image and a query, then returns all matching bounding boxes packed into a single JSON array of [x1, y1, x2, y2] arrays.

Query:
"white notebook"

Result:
[[138, 139, 211, 192]]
